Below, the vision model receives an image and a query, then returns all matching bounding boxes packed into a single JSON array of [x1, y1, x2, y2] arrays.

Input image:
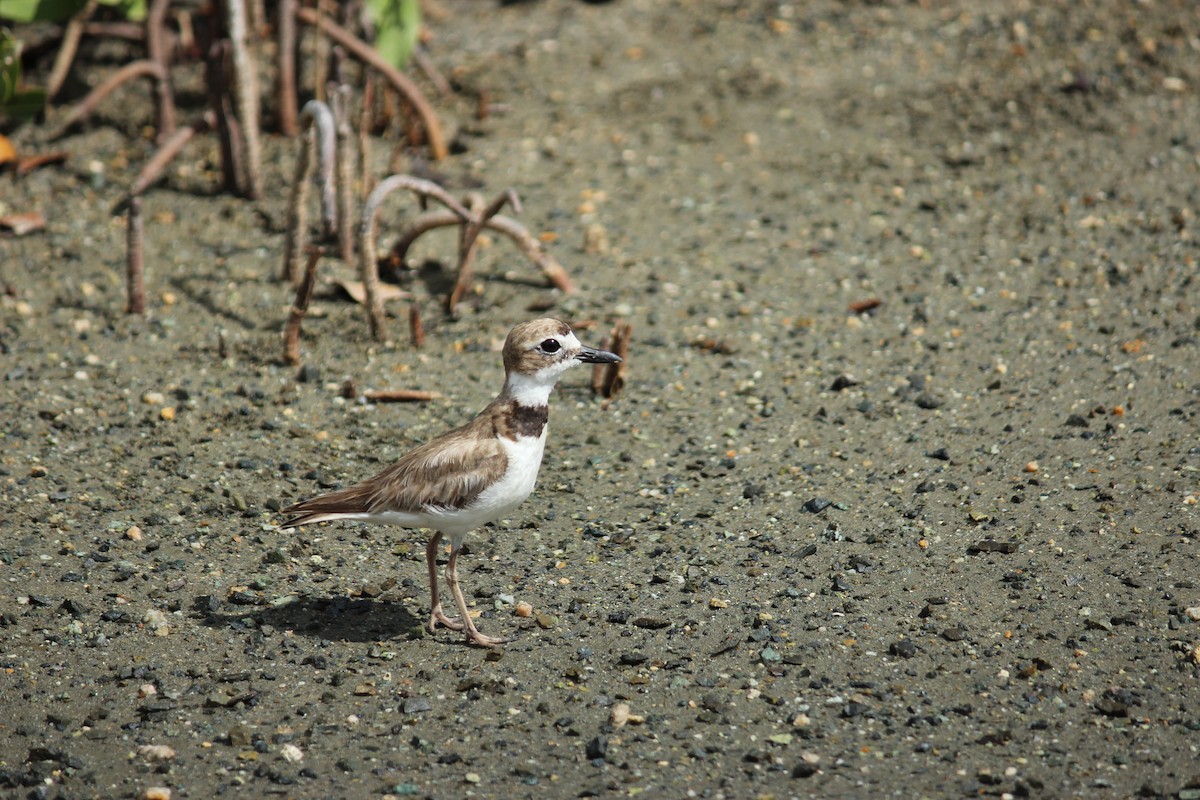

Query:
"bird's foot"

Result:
[[428, 603, 465, 633], [465, 628, 508, 648]]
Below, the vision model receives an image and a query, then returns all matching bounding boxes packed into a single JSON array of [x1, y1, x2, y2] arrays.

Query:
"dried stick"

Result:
[[411, 47, 451, 97], [307, 101, 338, 238], [126, 197, 146, 315], [46, 0, 98, 100], [119, 111, 214, 206], [54, 60, 167, 135], [276, 0, 299, 135], [447, 190, 521, 315], [81, 21, 145, 40], [16, 152, 70, 175], [223, 0, 264, 199], [332, 85, 356, 265], [295, 5, 448, 161], [362, 389, 442, 403], [358, 75, 375, 199], [409, 304, 424, 348], [592, 321, 631, 399], [146, 0, 177, 139], [284, 246, 323, 365], [359, 177, 412, 340], [313, 0, 332, 103], [389, 209, 575, 294], [282, 100, 337, 283], [282, 120, 314, 283], [356, 175, 467, 339], [206, 40, 243, 196]]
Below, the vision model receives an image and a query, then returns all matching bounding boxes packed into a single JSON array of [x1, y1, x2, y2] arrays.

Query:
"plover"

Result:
[[281, 318, 622, 647]]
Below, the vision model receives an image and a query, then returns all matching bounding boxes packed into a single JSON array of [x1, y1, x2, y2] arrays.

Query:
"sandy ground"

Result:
[[3, 1, 1200, 798]]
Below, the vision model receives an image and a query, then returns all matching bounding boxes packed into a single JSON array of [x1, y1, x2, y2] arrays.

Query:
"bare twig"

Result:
[[54, 60, 167, 135], [307, 101, 338, 238], [592, 321, 632, 399], [284, 246, 323, 366], [276, 0, 299, 135], [16, 152, 70, 176], [46, 0, 99, 100], [121, 112, 214, 204], [332, 85, 356, 264], [358, 76, 375, 199], [411, 46, 451, 96], [282, 100, 337, 283], [356, 175, 471, 339], [283, 121, 314, 283], [146, 0, 177, 139], [359, 177, 410, 339], [206, 40, 243, 196], [313, 0, 333, 103], [223, 0, 263, 199], [295, 5, 447, 161], [363, 389, 442, 403], [126, 197, 146, 315], [389, 209, 576, 295], [409, 304, 424, 348], [81, 21, 145, 40], [447, 190, 520, 315]]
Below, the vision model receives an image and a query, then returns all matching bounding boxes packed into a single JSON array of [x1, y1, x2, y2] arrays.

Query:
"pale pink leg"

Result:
[[444, 543, 507, 647], [425, 532, 463, 633]]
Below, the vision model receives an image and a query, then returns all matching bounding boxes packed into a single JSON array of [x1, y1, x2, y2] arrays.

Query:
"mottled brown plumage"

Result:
[[280, 318, 621, 647]]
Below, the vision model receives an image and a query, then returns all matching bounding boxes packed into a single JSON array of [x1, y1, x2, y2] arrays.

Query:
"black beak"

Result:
[[577, 345, 622, 364]]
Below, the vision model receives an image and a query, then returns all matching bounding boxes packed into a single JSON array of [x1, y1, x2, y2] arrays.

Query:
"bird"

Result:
[[280, 318, 622, 647]]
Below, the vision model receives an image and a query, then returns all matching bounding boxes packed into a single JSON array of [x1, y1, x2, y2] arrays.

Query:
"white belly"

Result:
[[430, 432, 546, 538]]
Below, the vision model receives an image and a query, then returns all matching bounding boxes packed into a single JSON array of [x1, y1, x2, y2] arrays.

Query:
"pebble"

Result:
[[1184, 607, 1200, 622], [142, 391, 165, 405], [631, 615, 669, 629], [585, 736, 608, 761], [125, 525, 143, 541], [142, 608, 169, 635], [535, 612, 557, 629], [138, 789, 171, 800], [137, 745, 176, 761], [280, 744, 304, 763], [803, 497, 832, 514], [514, 601, 533, 617], [709, 598, 728, 609], [403, 697, 432, 714], [792, 752, 821, 778]]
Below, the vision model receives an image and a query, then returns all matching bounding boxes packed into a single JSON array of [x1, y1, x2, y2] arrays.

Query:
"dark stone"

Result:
[[803, 497, 832, 514]]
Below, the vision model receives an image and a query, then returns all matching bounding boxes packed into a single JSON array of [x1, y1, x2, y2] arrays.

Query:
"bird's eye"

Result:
[[539, 338, 562, 354]]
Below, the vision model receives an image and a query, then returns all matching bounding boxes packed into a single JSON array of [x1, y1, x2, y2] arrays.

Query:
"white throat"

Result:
[[504, 369, 561, 407]]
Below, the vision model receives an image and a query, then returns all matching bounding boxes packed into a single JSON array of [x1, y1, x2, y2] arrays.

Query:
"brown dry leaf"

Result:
[[0, 135, 16, 166], [331, 278, 409, 305], [0, 211, 46, 236]]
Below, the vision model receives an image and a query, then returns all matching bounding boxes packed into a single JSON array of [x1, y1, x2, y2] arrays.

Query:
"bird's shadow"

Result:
[[197, 595, 425, 643]]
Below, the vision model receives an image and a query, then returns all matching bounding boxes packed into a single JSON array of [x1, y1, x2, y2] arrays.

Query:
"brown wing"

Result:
[[281, 413, 508, 523]]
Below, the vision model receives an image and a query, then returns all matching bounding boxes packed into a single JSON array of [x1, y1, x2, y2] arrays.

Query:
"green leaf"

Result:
[[1, 87, 45, 122], [0, 0, 89, 23], [364, 0, 420, 70], [1, 29, 19, 104], [98, 0, 146, 22], [0, 0, 144, 22]]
